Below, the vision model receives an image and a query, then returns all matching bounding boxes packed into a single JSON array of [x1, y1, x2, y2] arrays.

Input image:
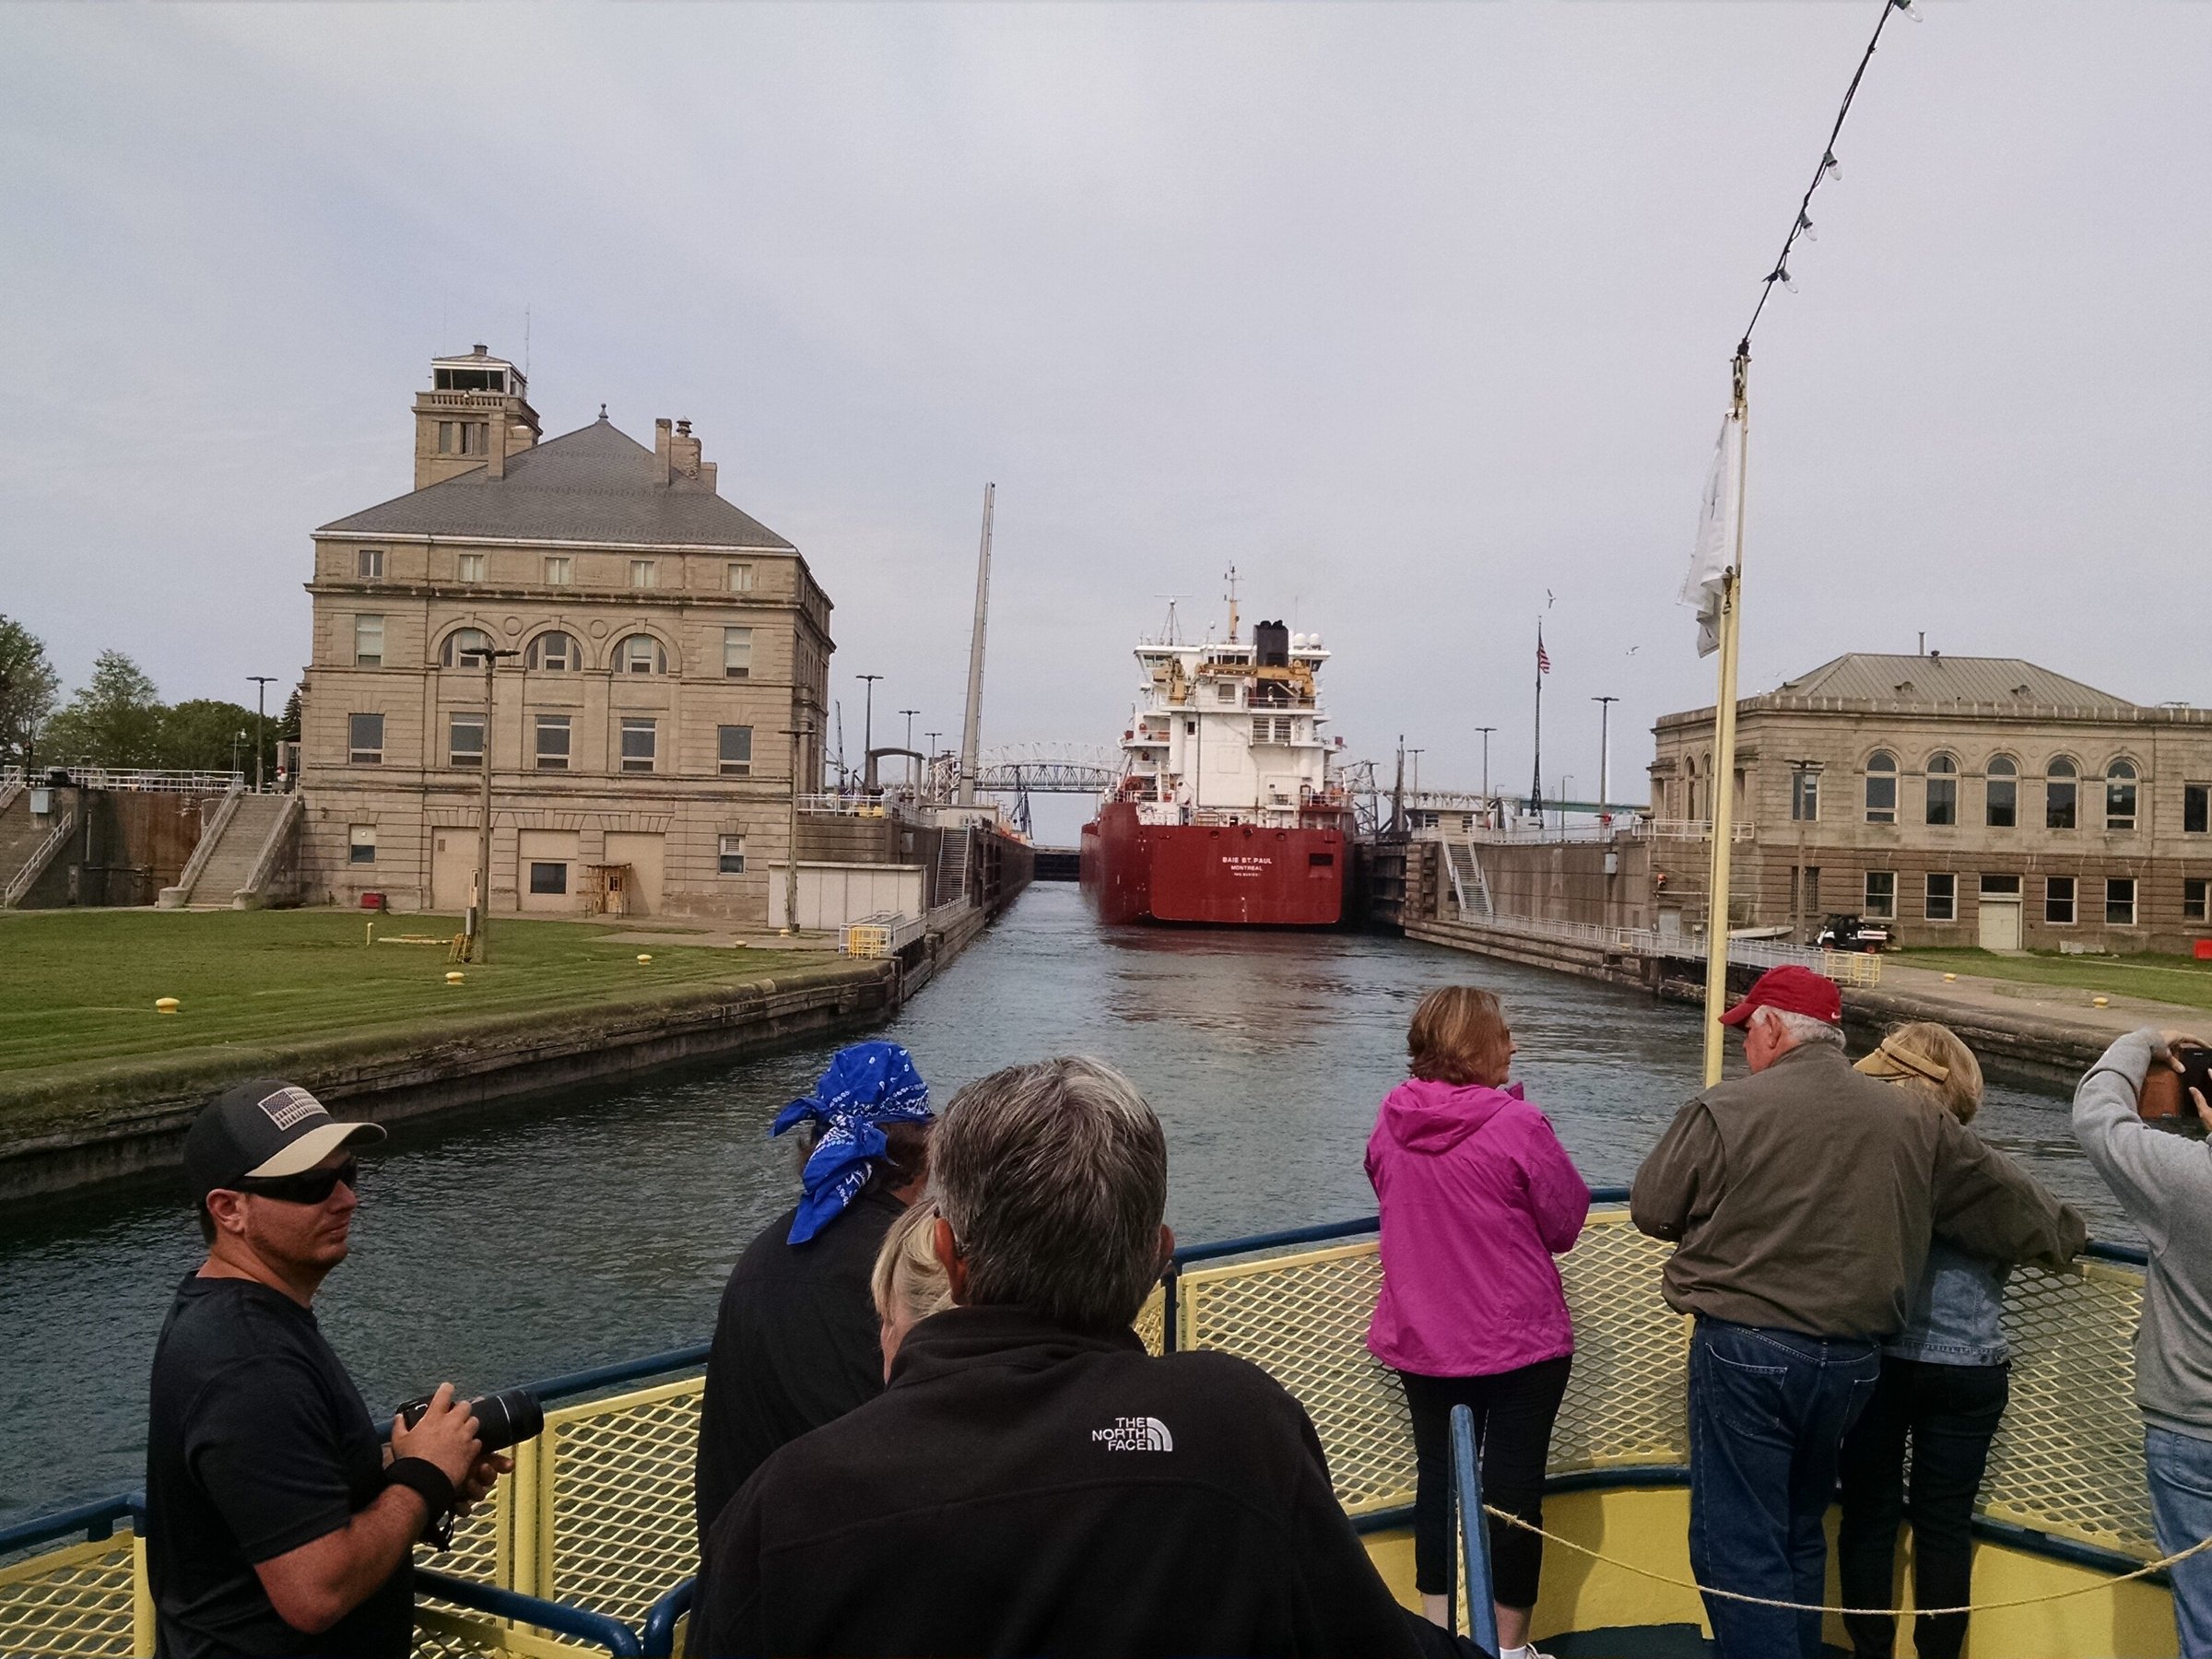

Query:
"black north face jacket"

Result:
[[689, 1304, 1477, 1659]]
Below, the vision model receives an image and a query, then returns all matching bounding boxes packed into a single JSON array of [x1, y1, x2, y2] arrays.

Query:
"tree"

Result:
[[0, 616, 61, 769], [161, 699, 266, 776], [39, 651, 165, 769]]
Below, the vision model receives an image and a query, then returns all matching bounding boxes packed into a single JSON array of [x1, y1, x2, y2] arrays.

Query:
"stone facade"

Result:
[[298, 349, 832, 924], [1650, 653, 2212, 953]]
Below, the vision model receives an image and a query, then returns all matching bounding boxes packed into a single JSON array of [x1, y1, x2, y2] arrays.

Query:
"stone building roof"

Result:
[[1767, 653, 2135, 714], [315, 417, 795, 550]]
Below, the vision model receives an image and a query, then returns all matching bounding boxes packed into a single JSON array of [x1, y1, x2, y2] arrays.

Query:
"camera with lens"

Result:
[[396, 1386, 544, 1453]]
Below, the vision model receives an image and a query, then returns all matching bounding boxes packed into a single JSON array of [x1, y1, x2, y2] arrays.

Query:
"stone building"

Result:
[[297, 347, 831, 923], [1649, 653, 2212, 954]]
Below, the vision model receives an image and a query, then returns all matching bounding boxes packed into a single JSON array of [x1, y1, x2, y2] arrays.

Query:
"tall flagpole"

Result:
[[1530, 622, 1545, 817], [1700, 347, 1752, 1086]]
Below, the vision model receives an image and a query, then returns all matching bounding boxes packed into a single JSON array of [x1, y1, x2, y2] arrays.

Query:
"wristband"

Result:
[[385, 1456, 456, 1520]]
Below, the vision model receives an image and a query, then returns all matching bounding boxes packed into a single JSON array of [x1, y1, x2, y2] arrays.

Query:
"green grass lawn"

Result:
[[0, 908, 824, 1079], [1894, 946, 2212, 1015]]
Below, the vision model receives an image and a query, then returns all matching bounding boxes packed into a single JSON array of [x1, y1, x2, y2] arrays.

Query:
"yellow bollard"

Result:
[[155, 997, 180, 1016], [2093, 995, 2110, 1008], [1943, 972, 1957, 982], [446, 971, 465, 985], [637, 954, 653, 964], [367, 921, 376, 947]]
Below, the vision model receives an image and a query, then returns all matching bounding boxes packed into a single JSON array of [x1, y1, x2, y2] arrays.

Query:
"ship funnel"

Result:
[[1254, 619, 1290, 667]]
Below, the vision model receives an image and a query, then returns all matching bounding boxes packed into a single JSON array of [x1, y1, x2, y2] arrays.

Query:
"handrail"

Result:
[[0, 1492, 139, 1557], [234, 791, 303, 900], [3, 808, 74, 908], [1451, 1404, 1500, 1654], [1168, 1188, 1634, 1272], [417, 1568, 644, 1657], [516, 1343, 712, 1407], [163, 784, 243, 905], [641, 1576, 697, 1658]]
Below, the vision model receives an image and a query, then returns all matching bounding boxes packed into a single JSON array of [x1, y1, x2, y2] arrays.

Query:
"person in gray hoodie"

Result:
[[2074, 1027, 2212, 1657]]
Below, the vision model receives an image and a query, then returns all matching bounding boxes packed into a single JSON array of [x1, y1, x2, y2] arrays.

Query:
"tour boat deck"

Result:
[[0, 1193, 2179, 1656]]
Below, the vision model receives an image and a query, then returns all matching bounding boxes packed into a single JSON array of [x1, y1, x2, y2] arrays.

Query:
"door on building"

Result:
[[1979, 895, 2023, 951], [431, 830, 478, 913], [604, 831, 665, 915]]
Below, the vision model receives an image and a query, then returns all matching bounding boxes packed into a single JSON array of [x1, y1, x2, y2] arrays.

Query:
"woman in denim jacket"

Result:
[[1836, 1023, 2044, 1659]]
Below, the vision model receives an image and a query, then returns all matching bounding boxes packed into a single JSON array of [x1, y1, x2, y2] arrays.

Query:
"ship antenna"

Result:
[[1223, 565, 1240, 644], [1154, 594, 1187, 645]]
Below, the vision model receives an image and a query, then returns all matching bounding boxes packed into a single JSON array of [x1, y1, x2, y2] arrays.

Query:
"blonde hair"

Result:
[[1861, 1021, 1984, 1124], [1407, 986, 1513, 1087], [871, 1200, 954, 1332]]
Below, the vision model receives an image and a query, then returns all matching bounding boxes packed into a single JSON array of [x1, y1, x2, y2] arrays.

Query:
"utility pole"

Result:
[[782, 714, 813, 935], [1592, 696, 1619, 824], [857, 675, 883, 793], [464, 646, 521, 962], [1391, 737, 1406, 836], [1407, 749, 1425, 813], [1475, 727, 1497, 822], [247, 676, 276, 793], [958, 482, 995, 807]]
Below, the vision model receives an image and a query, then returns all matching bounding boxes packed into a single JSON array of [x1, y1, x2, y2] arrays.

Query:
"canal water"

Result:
[[0, 882, 2124, 1526]]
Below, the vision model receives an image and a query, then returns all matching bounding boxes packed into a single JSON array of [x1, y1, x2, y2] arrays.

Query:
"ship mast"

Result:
[[1223, 564, 1240, 644]]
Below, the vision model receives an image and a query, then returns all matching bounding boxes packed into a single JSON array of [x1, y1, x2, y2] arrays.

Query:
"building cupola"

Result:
[[413, 345, 542, 489]]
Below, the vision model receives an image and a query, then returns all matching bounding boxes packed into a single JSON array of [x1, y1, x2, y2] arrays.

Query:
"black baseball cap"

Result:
[[184, 1078, 387, 1202]]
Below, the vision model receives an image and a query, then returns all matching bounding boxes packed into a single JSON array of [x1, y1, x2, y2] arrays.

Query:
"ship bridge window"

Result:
[[1253, 716, 1293, 745], [1215, 683, 1239, 705]]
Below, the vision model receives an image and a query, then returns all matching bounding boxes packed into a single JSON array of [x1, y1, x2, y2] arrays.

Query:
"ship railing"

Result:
[[0, 1201, 2159, 1655]]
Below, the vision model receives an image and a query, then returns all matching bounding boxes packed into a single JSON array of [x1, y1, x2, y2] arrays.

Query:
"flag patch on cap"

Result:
[[257, 1086, 329, 1130]]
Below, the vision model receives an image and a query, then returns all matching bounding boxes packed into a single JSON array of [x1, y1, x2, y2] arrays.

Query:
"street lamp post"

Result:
[[856, 675, 883, 794], [464, 647, 521, 962], [1592, 696, 1619, 824], [782, 714, 814, 935], [247, 676, 276, 793], [899, 711, 919, 786], [1475, 727, 1497, 823]]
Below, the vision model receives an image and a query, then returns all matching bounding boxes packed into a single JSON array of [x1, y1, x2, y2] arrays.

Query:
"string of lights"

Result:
[[1739, 0, 1924, 353]]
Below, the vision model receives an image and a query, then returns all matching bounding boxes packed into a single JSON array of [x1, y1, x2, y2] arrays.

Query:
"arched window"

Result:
[[1985, 756, 2018, 828], [2046, 757, 2078, 830], [526, 630, 579, 672], [616, 633, 667, 676], [1684, 756, 1700, 823], [2106, 759, 2139, 831], [1865, 750, 1898, 824], [439, 627, 493, 668], [1925, 752, 1958, 826]]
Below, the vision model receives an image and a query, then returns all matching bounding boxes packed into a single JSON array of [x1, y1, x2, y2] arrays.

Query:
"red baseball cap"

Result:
[[1718, 964, 1842, 1029]]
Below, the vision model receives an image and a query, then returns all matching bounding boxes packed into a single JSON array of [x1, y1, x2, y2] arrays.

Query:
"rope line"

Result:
[[1477, 1503, 2212, 1618]]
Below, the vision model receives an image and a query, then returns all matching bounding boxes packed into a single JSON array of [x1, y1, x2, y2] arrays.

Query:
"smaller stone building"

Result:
[[297, 347, 832, 924], [1650, 653, 2212, 953]]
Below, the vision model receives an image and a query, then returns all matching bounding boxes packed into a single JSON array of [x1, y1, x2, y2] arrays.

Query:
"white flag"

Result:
[[1680, 412, 1740, 658]]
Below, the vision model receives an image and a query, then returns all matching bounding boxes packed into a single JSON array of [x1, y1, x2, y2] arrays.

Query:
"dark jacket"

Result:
[[693, 1187, 904, 1547], [1630, 1041, 2085, 1339], [688, 1304, 1450, 1659]]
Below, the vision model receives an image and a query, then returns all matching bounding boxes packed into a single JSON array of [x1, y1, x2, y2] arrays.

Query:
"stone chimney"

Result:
[[670, 419, 703, 481], [654, 418, 673, 486]]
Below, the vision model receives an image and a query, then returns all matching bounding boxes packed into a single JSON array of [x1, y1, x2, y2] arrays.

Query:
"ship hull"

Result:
[[1081, 800, 1346, 926]]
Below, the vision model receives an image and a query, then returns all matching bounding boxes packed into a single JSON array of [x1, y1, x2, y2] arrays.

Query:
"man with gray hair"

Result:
[[689, 1055, 1478, 1659], [1631, 966, 2082, 1659]]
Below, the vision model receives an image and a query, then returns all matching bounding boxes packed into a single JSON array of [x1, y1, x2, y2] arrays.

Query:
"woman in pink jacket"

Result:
[[1367, 985, 1590, 1656]]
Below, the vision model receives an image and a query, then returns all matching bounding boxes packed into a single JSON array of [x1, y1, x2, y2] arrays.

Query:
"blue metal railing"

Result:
[[0, 1493, 140, 1560], [641, 1575, 698, 1658], [1451, 1404, 1500, 1655], [418, 1569, 644, 1657]]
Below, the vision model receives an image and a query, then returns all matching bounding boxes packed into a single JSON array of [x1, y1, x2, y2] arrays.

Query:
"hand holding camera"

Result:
[[2140, 1033, 2212, 1130], [390, 1383, 484, 1488]]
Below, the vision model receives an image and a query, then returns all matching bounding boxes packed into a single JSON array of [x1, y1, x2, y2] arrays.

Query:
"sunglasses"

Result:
[[231, 1156, 359, 1206]]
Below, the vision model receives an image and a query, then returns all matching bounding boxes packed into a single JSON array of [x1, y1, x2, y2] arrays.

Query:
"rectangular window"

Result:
[[528, 861, 569, 896], [1215, 683, 1238, 705], [357, 547, 384, 579], [718, 834, 747, 875], [2186, 878, 2208, 924], [629, 559, 658, 589], [438, 420, 456, 454], [353, 614, 384, 667], [347, 713, 383, 765], [534, 715, 571, 771], [1790, 771, 1819, 822], [544, 556, 572, 586], [1251, 715, 1292, 745], [2045, 875, 2077, 924], [1987, 774, 2017, 829], [2108, 877, 2137, 926], [723, 628, 753, 679], [457, 553, 485, 583], [2109, 773, 2138, 831], [448, 712, 485, 769], [1925, 872, 1957, 922], [718, 724, 753, 777], [620, 716, 657, 773], [2188, 785, 2211, 836], [348, 824, 376, 865], [1865, 775, 1897, 824], [1864, 870, 1896, 921], [2047, 777, 2077, 830], [1979, 874, 2023, 898], [725, 562, 755, 592]]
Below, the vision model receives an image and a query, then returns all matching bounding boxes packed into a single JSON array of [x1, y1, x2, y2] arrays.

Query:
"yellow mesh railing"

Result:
[[0, 1205, 2163, 1657]]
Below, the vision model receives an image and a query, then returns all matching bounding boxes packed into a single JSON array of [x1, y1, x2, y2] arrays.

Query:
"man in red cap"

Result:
[[1631, 967, 2082, 1659]]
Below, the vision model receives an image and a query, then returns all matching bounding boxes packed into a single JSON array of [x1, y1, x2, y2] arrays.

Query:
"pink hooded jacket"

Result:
[[1364, 1077, 1591, 1377]]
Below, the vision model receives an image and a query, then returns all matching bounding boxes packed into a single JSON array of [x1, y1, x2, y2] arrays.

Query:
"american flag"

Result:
[[1536, 636, 1552, 675]]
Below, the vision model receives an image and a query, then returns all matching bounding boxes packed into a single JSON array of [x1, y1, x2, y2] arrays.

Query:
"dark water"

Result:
[[0, 883, 2121, 1526]]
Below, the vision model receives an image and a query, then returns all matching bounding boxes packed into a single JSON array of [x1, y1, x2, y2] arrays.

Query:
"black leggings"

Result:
[[1836, 1357, 2010, 1659], [1401, 1357, 1572, 1606]]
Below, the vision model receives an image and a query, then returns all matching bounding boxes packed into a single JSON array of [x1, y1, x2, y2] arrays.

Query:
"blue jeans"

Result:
[[2147, 1428, 2212, 1657], [1688, 1318, 1881, 1659]]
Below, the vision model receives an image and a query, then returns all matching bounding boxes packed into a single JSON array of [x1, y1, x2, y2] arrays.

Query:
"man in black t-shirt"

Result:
[[147, 1078, 502, 1659]]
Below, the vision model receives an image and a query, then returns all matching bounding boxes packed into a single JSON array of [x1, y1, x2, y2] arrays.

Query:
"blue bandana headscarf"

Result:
[[771, 1041, 933, 1244]]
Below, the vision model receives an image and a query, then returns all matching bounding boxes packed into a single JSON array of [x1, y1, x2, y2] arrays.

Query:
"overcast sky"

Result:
[[4, 1, 2206, 838]]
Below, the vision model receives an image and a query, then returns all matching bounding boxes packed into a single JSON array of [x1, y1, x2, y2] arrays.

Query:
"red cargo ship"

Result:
[[1081, 596, 1353, 926]]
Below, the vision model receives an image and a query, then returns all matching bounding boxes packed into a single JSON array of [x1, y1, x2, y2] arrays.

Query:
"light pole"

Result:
[[856, 675, 883, 793], [1407, 749, 1425, 819], [1592, 696, 1619, 824], [1475, 727, 1497, 822], [247, 676, 276, 792], [464, 647, 521, 962], [231, 729, 244, 781], [1786, 757, 1824, 942], [925, 732, 943, 799], [900, 711, 919, 786], [782, 714, 813, 935]]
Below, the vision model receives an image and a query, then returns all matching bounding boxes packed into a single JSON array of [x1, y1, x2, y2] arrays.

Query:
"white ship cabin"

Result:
[[1119, 618, 1343, 827]]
